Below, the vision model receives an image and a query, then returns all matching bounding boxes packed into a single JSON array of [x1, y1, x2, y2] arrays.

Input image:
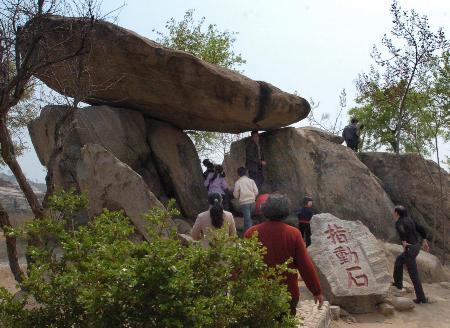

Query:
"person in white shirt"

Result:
[[233, 167, 259, 232]]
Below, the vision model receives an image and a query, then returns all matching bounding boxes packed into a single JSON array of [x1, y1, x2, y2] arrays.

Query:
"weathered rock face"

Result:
[[224, 128, 396, 240], [359, 152, 450, 258], [383, 242, 450, 283], [146, 119, 208, 218], [308, 213, 391, 314], [22, 16, 310, 133], [76, 144, 164, 241], [28, 105, 207, 221]]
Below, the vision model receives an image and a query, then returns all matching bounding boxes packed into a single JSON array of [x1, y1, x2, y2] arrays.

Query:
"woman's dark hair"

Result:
[[262, 194, 290, 221], [303, 196, 313, 206], [208, 193, 224, 228], [237, 167, 247, 177], [394, 205, 408, 218]]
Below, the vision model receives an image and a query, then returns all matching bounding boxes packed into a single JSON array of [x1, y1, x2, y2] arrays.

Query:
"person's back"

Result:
[[244, 194, 323, 315], [342, 118, 360, 151], [233, 175, 258, 205], [204, 172, 228, 195], [395, 215, 425, 246]]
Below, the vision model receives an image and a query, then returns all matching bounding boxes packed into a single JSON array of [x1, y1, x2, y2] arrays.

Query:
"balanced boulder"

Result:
[[308, 213, 391, 314], [224, 127, 396, 240], [21, 16, 310, 133]]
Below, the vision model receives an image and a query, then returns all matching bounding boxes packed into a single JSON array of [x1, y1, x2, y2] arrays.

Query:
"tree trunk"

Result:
[[0, 202, 24, 283], [0, 117, 44, 219]]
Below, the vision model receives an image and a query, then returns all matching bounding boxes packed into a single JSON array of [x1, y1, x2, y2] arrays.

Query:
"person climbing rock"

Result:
[[297, 196, 314, 247], [244, 194, 323, 316], [233, 167, 258, 232], [392, 205, 430, 304], [202, 159, 215, 179], [245, 130, 266, 189], [204, 165, 229, 210], [191, 193, 236, 247], [342, 118, 363, 152]]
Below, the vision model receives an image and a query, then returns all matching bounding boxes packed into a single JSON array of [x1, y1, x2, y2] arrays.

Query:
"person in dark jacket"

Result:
[[245, 131, 266, 190], [392, 205, 430, 304], [342, 118, 363, 152], [297, 196, 314, 247], [202, 159, 215, 179]]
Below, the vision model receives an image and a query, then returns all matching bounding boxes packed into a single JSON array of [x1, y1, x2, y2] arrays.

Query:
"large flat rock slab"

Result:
[[308, 213, 391, 314], [22, 16, 310, 132]]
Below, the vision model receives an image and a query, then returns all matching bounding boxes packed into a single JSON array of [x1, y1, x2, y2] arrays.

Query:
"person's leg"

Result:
[[405, 245, 427, 302], [305, 224, 312, 247], [393, 252, 406, 289], [241, 204, 252, 232], [299, 223, 306, 239], [290, 297, 299, 316]]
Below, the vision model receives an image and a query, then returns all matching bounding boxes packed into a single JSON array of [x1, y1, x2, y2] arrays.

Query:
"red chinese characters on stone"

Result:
[[333, 246, 359, 265], [346, 266, 369, 288], [324, 224, 348, 244]]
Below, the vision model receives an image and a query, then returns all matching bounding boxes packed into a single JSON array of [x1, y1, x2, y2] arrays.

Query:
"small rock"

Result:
[[389, 297, 415, 311], [377, 303, 395, 316], [389, 285, 408, 297], [439, 282, 450, 289], [330, 305, 340, 321], [340, 308, 357, 323], [173, 219, 192, 235]]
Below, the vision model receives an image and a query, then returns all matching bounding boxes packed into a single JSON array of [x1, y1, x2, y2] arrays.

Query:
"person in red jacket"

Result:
[[244, 194, 323, 315]]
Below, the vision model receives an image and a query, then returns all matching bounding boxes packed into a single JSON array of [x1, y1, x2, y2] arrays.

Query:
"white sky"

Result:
[[9, 0, 450, 182]]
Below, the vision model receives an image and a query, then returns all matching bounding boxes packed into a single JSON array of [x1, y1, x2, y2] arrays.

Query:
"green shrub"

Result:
[[0, 191, 299, 327]]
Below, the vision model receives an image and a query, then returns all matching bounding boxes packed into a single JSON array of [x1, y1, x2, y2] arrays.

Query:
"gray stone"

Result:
[[308, 213, 391, 314], [359, 152, 450, 258], [377, 303, 395, 316], [146, 119, 208, 219], [297, 300, 331, 328], [173, 219, 192, 235], [329, 305, 340, 321], [224, 128, 396, 241], [439, 282, 450, 289], [301, 127, 345, 144], [389, 285, 408, 297], [76, 144, 165, 241], [388, 296, 415, 311], [23, 16, 310, 133]]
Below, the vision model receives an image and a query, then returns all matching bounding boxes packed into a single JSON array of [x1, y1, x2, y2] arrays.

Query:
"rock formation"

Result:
[[224, 128, 397, 240], [28, 105, 206, 223], [308, 213, 391, 314], [359, 152, 450, 258], [21, 16, 310, 133]]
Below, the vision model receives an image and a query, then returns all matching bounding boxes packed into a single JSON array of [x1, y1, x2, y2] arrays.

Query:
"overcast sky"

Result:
[[8, 0, 450, 182]]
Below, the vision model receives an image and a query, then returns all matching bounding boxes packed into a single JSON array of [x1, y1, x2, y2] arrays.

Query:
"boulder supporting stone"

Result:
[[308, 213, 391, 314], [224, 127, 396, 241]]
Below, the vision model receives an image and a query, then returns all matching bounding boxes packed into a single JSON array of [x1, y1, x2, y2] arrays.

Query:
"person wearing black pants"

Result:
[[297, 196, 314, 247], [392, 205, 429, 304]]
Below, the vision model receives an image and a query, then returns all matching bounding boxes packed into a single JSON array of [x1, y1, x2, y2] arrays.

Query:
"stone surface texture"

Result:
[[308, 213, 391, 314], [297, 300, 331, 328], [388, 296, 415, 311], [76, 144, 164, 241], [23, 16, 310, 133], [224, 128, 396, 240], [360, 152, 450, 257]]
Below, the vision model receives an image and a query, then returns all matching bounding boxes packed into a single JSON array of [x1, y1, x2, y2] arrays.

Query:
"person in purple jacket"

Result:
[[204, 165, 229, 210]]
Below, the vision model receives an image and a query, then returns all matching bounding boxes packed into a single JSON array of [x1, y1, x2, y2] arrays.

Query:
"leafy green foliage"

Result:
[[154, 9, 247, 161], [350, 1, 449, 153], [0, 190, 298, 327]]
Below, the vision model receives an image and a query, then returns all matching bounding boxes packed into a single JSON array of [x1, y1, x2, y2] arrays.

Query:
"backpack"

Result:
[[342, 124, 358, 144]]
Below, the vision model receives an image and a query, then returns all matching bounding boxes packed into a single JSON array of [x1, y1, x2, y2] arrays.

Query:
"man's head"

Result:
[[303, 196, 313, 208], [237, 166, 247, 177], [261, 194, 290, 221], [351, 118, 359, 124], [251, 130, 260, 143], [393, 205, 407, 220]]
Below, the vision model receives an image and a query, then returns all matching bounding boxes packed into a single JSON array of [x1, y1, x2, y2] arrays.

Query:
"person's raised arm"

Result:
[[294, 232, 323, 306]]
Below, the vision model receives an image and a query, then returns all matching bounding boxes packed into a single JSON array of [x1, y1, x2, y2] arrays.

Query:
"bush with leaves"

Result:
[[0, 190, 298, 327]]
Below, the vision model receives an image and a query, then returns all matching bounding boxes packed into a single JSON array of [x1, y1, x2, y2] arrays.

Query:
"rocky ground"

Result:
[[298, 281, 450, 328]]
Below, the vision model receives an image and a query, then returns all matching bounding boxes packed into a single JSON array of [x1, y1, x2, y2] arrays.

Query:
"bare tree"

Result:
[[0, 0, 115, 282]]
